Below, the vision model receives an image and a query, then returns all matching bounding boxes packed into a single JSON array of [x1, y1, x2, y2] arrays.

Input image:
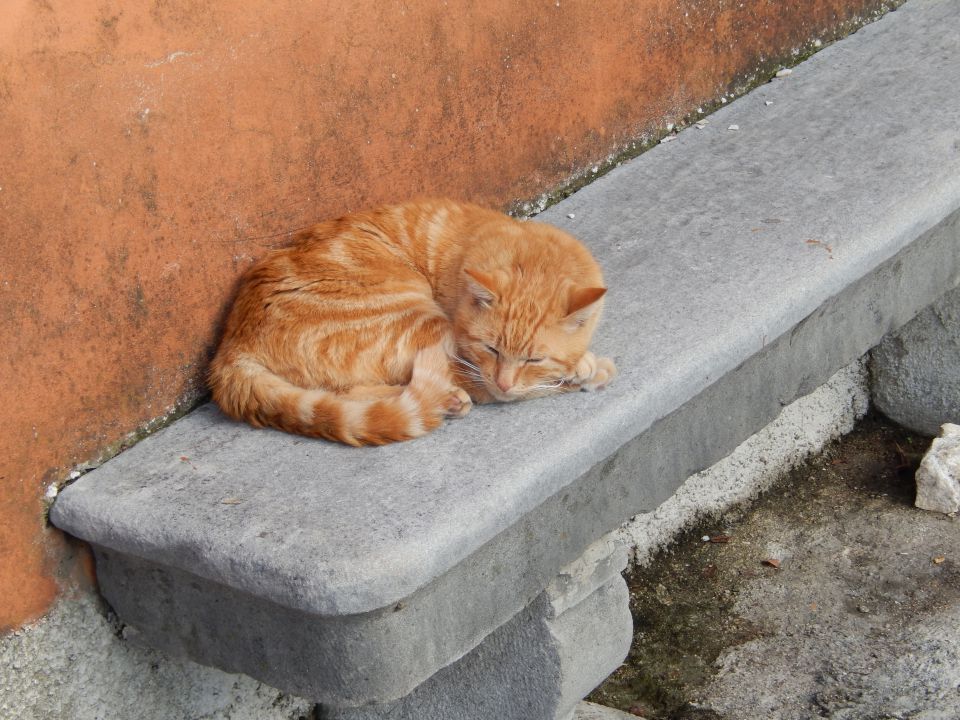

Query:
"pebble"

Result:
[[566, 213, 575, 219], [728, 125, 740, 131], [776, 68, 793, 78], [659, 135, 676, 143]]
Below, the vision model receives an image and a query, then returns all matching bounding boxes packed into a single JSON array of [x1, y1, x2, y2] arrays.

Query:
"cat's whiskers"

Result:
[[451, 370, 486, 386], [529, 378, 568, 392], [451, 356, 488, 389], [452, 371, 485, 384], [452, 355, 482, 373]]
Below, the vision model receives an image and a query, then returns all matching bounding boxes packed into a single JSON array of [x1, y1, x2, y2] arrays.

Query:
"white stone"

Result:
[[915, 423, 960, 514], [776, 68, 793, 77]]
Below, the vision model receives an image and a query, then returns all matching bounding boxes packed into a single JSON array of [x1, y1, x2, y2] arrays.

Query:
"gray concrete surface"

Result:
[[620, 359, 869, 564], [50, 0, 960, 709], [0, 592, 312, 720], [873, 284, 960, 436], [690, 423, 960, 719], [321, 538, 631, 720], [590, 415, 960, 719]]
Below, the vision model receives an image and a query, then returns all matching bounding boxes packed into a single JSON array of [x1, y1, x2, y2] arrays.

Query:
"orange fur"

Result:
[[209, 199, 615, 445]]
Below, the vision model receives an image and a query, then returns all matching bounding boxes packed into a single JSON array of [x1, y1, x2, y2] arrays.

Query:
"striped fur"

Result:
[[209, 199, 614, 445]]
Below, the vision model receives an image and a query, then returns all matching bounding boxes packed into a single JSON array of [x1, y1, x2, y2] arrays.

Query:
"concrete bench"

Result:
[[51, 3, 960, 718]]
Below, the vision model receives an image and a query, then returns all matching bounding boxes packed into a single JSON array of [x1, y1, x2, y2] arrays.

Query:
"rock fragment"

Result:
[[915, 423, 960, 514]]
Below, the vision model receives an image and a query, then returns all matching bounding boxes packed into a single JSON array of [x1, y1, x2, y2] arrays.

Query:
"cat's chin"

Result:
[[486, 387, 517, 403], [486, 385, 555, 403]]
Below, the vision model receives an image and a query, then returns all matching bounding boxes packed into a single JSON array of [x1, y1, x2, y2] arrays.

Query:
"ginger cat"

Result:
[[209, 199, 615, 445]]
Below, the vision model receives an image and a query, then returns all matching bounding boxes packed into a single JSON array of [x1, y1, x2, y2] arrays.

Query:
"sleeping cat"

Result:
[[209, 199, 615, 445]]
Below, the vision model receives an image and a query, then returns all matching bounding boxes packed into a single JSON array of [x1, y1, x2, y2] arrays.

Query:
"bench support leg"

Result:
[[321, 536, 632, 720], [871, 284, 960, 435]]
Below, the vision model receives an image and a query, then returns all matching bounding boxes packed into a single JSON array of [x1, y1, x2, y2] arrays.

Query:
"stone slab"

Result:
[[51, 0, 960, 705], [320, 538, 631, 720], [620, 359, 869, 564], [872, 284, 960, 436]]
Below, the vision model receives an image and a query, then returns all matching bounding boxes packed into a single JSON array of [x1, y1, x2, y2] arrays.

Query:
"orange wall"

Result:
[[1, 0, 897, 630]]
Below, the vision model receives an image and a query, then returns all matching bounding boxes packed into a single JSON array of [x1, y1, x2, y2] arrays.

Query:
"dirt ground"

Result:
[[589, 413, 960, 719]]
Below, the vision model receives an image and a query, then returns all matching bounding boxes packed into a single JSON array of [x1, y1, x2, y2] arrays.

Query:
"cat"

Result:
[[209, 199, 616, 446]]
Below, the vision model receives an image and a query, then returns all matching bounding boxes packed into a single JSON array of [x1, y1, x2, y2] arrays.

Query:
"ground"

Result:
[[590, 413, 960, 719]]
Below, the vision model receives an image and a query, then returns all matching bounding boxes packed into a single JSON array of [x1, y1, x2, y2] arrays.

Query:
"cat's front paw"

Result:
[[443, 387, 473, 418], [572, 351, 617, 392]]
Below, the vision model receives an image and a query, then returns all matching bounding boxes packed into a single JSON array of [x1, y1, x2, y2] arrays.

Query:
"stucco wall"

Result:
[[1, 0, 899, 632]]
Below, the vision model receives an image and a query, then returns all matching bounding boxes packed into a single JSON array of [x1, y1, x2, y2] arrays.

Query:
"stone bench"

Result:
[[51, 3, 960, 718]]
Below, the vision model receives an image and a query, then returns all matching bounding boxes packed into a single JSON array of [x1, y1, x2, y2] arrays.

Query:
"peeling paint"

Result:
[[144, 50, 193, 68]]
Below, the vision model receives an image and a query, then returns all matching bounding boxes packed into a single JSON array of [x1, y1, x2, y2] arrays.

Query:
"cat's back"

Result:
[[218, 200, 498, 347]]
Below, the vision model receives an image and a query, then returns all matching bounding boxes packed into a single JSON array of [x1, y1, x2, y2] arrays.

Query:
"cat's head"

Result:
[[451, 223, 606, 402]]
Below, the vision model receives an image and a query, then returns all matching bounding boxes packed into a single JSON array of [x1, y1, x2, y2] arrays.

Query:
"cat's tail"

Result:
[[210, 345, 469, 446]]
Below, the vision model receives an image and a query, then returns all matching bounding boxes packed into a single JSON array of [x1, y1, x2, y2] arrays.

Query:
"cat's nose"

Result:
[[494, 362, 516, 393]]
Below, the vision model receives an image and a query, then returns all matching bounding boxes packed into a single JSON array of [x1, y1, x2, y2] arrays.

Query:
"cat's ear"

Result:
[[563, 286, 606, 330], [464, 268, 498, 308]]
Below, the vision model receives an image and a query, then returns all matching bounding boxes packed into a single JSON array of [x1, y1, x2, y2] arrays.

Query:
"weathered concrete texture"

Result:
[[573, 701, 639, 720], [50, 0, 960, 706], [695, 435, 960, 719], [1, 0, 898, 631], [872, 284, 960, 436], [620, 359, 869, 564], [321, 538, 631, 720], [592, 416, 960, 718], [916, 423, 960, 514], [0, 592, 313, 720]]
